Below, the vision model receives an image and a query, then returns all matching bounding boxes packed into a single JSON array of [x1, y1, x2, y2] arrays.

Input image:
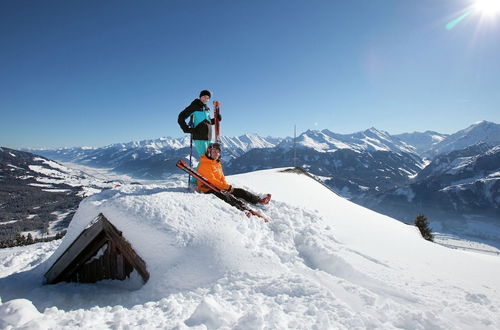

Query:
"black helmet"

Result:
[[208, 142, 221, 151], [199, 90, 212, 98], [206, 142, 221, 160]]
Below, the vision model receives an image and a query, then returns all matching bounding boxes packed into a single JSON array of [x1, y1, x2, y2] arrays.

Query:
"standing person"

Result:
[[178, 90, 221, 159], [197, 142, 272, 206]]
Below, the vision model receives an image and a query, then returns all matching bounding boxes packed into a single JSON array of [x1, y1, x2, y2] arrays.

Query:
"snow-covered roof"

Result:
[[44, 213, 149, 285]]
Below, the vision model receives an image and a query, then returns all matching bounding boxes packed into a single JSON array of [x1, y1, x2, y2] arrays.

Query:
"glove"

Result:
[[183, 127, 193, 134]]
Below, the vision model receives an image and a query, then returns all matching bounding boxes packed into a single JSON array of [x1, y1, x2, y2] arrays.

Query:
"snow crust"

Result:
[[1, 169, 499, 329]]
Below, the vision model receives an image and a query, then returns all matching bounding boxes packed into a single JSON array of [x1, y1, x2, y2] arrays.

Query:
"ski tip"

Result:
[[213, 100, 220, 107]]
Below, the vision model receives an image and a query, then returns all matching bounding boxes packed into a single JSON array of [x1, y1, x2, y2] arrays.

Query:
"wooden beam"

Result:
[[45, 214, 106, 283], [102, 218, 150, 283]]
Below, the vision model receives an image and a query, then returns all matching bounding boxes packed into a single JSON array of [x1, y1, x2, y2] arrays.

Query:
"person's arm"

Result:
[[216, 173, 231, 191], [210, 112, 221, 125], [206, 171, 231, 191], [177, 106, 194, 133]]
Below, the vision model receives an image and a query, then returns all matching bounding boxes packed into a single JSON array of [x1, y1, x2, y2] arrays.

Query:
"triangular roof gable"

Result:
[[44, 213, 149, 284]]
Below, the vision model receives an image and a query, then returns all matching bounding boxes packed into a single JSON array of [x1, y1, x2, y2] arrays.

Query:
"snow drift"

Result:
[[1, 168, 499, 329]]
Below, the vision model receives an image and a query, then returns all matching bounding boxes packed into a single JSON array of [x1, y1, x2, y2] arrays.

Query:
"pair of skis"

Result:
[[176, 160, 270, 222], [213, 100, 221, 142]]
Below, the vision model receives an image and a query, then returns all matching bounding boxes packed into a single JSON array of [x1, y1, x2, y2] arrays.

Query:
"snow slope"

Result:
[[1, 169, 499, 329]]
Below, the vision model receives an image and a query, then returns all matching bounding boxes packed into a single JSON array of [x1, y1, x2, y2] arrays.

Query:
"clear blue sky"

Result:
[[1, 0, 499, 149]]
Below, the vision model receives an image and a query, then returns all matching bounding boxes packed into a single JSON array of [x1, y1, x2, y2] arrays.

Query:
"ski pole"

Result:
[[187, 115, 194, 189]]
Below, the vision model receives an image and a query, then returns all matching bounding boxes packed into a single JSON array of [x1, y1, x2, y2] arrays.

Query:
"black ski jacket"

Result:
[[177, 99, 215, 141]]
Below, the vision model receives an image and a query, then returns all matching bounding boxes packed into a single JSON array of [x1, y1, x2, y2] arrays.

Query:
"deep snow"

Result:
[[1, 168, 499, 329]]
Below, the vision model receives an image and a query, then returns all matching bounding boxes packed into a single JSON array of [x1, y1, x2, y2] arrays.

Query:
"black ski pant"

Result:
[[209, 188, 260, 207]]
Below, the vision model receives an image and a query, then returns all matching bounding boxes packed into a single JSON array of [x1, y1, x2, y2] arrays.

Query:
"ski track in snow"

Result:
[[1, 170, 499, 329]]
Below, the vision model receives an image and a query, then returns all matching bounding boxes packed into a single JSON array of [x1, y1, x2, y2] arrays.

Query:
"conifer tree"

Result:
[[26, 233, 34, 245], [415, 214, 434, 242], [15, 233, 26, 246]]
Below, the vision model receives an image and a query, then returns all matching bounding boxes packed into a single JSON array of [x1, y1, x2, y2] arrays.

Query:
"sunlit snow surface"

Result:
[[1, 169, 499, 329]]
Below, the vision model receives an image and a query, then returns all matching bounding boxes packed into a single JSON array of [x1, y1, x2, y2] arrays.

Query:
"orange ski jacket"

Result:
[[197, 154, 231, 193]]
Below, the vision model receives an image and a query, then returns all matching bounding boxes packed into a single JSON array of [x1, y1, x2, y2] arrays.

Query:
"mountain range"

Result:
[[33, 133, 278, 179], [21, 120, 500, 244]]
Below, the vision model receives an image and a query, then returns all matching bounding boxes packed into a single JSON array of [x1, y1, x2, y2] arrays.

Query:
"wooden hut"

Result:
[[44, 213, 149, 284]]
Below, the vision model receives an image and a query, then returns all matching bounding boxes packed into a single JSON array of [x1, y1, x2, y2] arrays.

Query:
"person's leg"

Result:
[[208, 190, 246, 211], [232, 188, 271, 205], [193, 140, 210, 158], [191, 140, 210, 185], [231, 188, 261, 204]]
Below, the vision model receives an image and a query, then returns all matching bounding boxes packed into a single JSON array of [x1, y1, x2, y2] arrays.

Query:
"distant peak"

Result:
[[321, 128, 334, 135], [304, 129, 321, 135], [463, 120, 499, 133], [241, 132, 259, 138], [364, 127, 388, 136], [423, 130, 445, 135], [471, 120, 495, 127]]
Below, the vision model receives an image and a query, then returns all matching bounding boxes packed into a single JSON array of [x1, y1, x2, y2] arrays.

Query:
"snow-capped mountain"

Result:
[[219, 133, 278, 158], [33, 122, 500, 182], [225, 128, 425, 197], [394, 130, 448, 156], [32, 134, 281, 179], [34, 136, 192, 168], [0, 147, 121, 245], [425, 121, 500, 158], [415, 143, 497, 182], [356, 143, 500, 243], [223, 124, 500, 243], [279, 128, 417, 154], [1, 168, 499, 328], [225, 146, 424, 197]]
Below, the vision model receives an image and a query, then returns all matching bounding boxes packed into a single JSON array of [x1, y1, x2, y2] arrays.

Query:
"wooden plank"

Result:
[[55, 233, 107, 283], [102, 220, 150, 283], [117, 253, 124, 280], [99, 253, 105, 281], [45, 214, 106, 283], [74, 241, 113, 283], [108, 244, 115, 280], [97, 242, 109, 282], [125, 260, 133, 279]]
